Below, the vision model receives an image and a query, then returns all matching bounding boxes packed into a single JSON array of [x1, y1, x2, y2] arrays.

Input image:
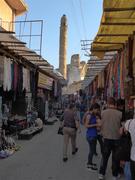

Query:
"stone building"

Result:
[[67, 54, 87, 85]]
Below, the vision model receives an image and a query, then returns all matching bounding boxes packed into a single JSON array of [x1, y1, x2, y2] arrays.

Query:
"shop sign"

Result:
[[38, 72, 53, 90]]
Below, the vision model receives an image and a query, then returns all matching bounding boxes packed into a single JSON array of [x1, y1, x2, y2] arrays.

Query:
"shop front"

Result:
[[36, 72, 54, 122]]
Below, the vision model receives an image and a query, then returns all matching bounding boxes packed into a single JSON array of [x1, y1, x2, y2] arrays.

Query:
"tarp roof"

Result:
[[91, 0, 135, 58]]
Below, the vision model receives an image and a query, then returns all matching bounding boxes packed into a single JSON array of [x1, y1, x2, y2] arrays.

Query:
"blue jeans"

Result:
[[124, 162, 131, 180], [87, 137, 97, 165], [130, 160, 135, 180]]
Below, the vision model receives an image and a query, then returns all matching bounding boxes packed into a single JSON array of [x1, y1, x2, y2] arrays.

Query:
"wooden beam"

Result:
[[35, 64, 49, 66], [88, 64, 108, 66], [93, 41, 124, 45], [91, 49, 120, 52], [29, 60, 47, 62], [0, 40, 26, 44], [12, 49, 35, 53], [88, 54, 115, 57], [104, 7, 135, 12], [20, 54, 41, 57], [102, 22, 135, 26], [3, 44, 25, 47], [97, 34, 130, 37], [88, 60, 111, 62], [0, 31, 15, 34]]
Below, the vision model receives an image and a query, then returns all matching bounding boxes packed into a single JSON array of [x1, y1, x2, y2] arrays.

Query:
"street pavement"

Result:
[[0, 118, 125, 180]]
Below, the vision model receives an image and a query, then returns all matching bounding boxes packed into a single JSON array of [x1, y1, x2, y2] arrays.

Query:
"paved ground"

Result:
[[0, 118, 124, 180]]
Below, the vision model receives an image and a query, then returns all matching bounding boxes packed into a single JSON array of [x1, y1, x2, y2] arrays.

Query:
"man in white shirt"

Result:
[[125, 119, 135, 180]]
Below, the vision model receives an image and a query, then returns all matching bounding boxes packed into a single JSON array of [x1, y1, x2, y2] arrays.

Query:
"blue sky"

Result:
[[17, 0, 103, 68]]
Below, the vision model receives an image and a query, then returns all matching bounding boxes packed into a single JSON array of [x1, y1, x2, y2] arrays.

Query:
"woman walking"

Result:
[[84, 103, 100, 171]]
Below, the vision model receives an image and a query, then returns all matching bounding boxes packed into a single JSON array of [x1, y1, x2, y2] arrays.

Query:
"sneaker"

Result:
[[92, 163, 97, 167], [72, 147, 78, 155], [117, 174, 121, 179], [112, 177, 119, 180], [87, 164, 98, 171], [87, 163, 97, 168], [63, 157, 68, 162], [112, 174, 121, 180], [98, 174, 105, 180], [87, 164, 93, 168]]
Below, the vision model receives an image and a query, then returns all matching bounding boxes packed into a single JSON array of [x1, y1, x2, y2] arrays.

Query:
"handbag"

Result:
[[115, 120, 132, 161], [115, 132, 131, 161], [57, 127, 63, 135]]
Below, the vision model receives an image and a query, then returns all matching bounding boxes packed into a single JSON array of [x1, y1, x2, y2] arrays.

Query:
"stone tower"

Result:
[[59, 15, 67, 79]]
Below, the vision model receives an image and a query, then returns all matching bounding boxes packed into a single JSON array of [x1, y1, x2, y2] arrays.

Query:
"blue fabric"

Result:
[[124, 162, 132, 180], [80, 104, 86, 112], [80, 111, 84, 124], [86, 115, 97, 139]]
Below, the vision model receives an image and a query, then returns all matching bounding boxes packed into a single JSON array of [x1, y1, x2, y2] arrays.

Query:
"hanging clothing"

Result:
[[23, 67, 27, 90], [0, 56, 4, 87], [26, 69, 30, 92], [30, 71, 36, 97], [11, 62, 14, 90], [13, 63, 18, 91], [17, 65, 23, 94], [3, 57, 12, 91], [23, 68, 30, 92]]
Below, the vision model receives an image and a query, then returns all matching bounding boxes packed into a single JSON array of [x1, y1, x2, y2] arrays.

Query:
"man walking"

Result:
[[99, 97, 122, 180], [62, 103, 80, 162]]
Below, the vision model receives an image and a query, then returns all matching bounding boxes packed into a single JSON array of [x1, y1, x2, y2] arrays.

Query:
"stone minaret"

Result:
[[59, 15, 67, 79]]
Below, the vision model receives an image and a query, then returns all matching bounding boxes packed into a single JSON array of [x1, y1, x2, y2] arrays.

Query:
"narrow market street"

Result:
[[0, 119, 124, 180]]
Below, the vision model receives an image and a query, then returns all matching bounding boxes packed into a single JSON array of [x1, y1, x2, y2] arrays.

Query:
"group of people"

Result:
[[60, 96, 135, 180]]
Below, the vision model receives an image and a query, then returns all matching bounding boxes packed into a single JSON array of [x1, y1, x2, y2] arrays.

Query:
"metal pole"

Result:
[[40, 20, 43, 56], [29, 22, 32, 48]]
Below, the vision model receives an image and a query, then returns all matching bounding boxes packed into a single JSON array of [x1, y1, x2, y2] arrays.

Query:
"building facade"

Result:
[[67, 54, 87, 85], [0, 0, 27, 31]]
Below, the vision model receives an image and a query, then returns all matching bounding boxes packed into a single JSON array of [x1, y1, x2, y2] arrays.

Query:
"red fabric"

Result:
[[14, 63, 18, 91]]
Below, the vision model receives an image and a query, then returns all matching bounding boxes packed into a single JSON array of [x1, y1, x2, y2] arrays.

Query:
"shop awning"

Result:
[[5, 0, 28, 16], [0, 28, 65, 82], [91, 0, 135, 58], [82, 53, 113, 88]]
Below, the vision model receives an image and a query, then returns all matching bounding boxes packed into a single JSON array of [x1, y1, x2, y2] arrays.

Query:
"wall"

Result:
[[0, 0, 15, 31]]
